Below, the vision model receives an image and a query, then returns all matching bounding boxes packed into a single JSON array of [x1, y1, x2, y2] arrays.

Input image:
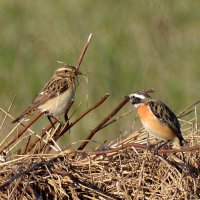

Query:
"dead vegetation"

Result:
[[0, 115, 199, 199], [0, 34, 200, 199]]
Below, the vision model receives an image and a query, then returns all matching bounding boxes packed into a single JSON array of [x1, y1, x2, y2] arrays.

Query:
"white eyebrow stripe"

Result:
[[129, 93, 146, 99], [56, 67, 67, 72]]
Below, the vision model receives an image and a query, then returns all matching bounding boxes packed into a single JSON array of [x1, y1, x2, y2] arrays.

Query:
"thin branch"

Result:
[[61, 143, 200, 156], [0, 160, 48, 190], [0, 95, 16, 133], [76, 33, 93, 71], [23, 119, 57, 154], [178, 99, 200, 118], [99, 109, 133, 131], [140, 88, 155, 94], [0, 112, 43, 154], [77, 96, 130, 150]]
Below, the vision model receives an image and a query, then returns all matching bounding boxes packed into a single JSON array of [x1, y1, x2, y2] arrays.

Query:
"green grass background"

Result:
[[0, 1, 200, 149]]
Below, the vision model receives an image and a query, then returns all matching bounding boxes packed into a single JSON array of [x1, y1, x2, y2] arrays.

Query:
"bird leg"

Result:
[[50, 115, 64, 127], [146, 133, 156, 149], [64, 113, 70, 134], [47, 114, 56, 128], [147, 135, 160, 151], [45, 112, 64, 127], [153, 141, 170, 155]]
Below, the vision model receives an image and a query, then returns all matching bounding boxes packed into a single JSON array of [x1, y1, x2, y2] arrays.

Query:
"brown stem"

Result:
[[61, 143, 200, 156], [178, 98, 200, 118], [0, 112, 43, 154], [23, 118, 57, 154], [141, 88, 155, 94], [76, 33, 93, 71], [77, 96, 130, 150]]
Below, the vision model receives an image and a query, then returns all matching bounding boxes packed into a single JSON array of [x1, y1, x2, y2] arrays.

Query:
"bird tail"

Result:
[[12, 113, 26, 123], [180, 137, 188, 147]]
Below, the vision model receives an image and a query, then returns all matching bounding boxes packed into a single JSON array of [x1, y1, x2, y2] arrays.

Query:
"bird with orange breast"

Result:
[[128, 91, 186, 150]]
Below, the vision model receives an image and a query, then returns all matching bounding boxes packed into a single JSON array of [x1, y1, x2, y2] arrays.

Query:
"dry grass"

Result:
[[0, 101, 200, 199]]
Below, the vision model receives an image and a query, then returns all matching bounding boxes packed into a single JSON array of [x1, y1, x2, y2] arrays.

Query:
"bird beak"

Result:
[[128, 94, 135, 99], [75, 70, 83, 75], [124, 95, 130, 99]]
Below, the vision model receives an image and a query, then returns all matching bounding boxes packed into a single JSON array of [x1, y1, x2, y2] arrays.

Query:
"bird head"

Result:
[[54, 64, 82, 79], [128, 92, 151, 108]]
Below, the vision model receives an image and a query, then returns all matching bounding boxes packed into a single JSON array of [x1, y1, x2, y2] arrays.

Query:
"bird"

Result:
[[128, 91, 186, 149], [12, 64, 81, 124]]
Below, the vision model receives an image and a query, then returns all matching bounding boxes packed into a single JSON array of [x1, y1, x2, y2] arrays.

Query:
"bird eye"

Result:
[[65, 70, 68, 73], [134, 97, 141, 104]]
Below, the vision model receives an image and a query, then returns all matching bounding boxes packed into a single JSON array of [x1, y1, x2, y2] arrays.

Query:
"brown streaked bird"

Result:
[[12, 64, 81, 124], [128, 92, 186, 148]]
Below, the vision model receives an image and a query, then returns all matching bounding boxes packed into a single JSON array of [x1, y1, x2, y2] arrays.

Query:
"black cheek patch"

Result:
[[133, 97, 141, 104]]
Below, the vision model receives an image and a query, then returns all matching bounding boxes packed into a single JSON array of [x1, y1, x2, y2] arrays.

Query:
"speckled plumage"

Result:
[[12, 64, 79, 123]]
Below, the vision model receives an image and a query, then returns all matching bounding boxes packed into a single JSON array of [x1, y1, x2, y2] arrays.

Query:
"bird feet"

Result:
[[147, 141, 169, 156], [45, 112, 64, 128]]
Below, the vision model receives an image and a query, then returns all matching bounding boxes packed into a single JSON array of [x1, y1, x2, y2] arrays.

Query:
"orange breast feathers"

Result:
[[137, 105, 176, 141]]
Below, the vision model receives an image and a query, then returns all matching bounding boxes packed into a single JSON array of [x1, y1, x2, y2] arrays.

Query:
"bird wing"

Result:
[[148, 100, 184, 141], [30, 78, 69, 108]]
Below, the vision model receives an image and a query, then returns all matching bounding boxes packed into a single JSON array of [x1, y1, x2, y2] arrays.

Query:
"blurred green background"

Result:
[[0, 1, 200, 149]]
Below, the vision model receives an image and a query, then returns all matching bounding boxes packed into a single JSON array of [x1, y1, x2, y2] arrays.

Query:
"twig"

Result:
[[178, 99, 200, 118], [0, 160, 48, 190], [23, 135, 32, 154], [76, 33, 93, 71], [36, 123, 62, 154], [23, 119, 57, 154], [140, 88, 155, 94], [77, 96, 130, 150], [0, 112, 43, 154], [66, 173, 119, 200], [64, 143, 200, 156], [0, 95, 16, 133], [99, 109, 133, 131], [38, 94, 110, 153]]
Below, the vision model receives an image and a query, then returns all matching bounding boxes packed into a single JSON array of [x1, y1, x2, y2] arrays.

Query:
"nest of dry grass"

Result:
[[0, 118, 200, 199]]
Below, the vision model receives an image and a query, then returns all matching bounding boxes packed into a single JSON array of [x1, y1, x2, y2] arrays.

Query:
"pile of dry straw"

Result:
[[0, 104, 199, 199]]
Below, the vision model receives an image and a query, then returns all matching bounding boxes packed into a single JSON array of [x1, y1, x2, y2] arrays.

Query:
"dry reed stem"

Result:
[[76, 33, 93, 71], [0, 95, 16, 132], [77, 96, 130, 150], [23, 118, 57, 154], [0, 136, 199, 199], [0, 112, 43, 154]]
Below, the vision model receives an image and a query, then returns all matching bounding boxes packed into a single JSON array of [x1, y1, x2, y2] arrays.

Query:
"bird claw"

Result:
[[153, 149, 160, 156], [147, 144, 156, 151], [59, 121, 65, 127]]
